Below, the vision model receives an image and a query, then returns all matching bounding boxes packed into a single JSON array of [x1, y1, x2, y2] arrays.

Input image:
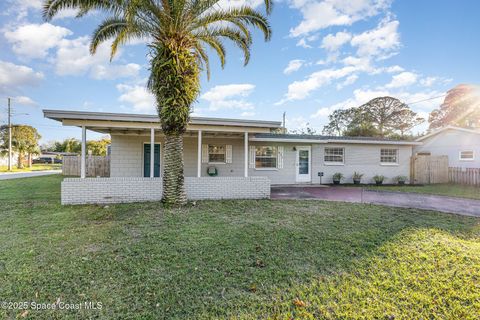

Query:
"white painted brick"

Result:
[[61, 177, 270, 205]]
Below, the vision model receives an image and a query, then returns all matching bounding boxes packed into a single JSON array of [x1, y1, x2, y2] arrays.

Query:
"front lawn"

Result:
[[366, 183, 480, 200], [0, 163, 61, 173], [1, 175, 479, 319]]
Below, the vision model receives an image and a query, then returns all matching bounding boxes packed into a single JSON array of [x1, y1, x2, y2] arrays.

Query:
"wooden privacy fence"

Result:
[[410, 155, 449, 184], [449, 167, 480, 186], [62, 156, 110, 177]]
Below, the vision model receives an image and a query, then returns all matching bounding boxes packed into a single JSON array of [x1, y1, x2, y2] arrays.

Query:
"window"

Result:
[[324, 147, 344, 164], [380, 148, 398, 164], [208, 145, 226, 163], [255, 146, 277, 168], [459, 151, 474, 161]]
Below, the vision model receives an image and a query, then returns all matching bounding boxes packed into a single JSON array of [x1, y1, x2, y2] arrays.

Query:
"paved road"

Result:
[[0, 170, 61, 180], [271, 186, 480, 217]]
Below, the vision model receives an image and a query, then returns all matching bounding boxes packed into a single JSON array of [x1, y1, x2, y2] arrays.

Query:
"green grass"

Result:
[[366, 183, 480, 200], [0, 175, 479, 319], [0, 163, 61, 173]]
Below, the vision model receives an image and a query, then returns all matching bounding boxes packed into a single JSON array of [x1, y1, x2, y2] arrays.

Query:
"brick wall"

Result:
[[61, 177, 270, 205]]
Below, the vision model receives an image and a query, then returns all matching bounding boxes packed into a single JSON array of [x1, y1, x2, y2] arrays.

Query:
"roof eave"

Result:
[[43, 109, 282, 129]]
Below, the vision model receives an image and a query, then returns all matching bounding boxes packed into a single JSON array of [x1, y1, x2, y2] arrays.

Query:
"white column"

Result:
[[81, 125, 86, 179], [244, 131, 248, 177], [150, 128, 155, 178], [197, 130, 202, 177]]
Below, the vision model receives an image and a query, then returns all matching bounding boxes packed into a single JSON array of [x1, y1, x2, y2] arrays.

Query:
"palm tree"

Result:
[[43, 0, 272, 206]]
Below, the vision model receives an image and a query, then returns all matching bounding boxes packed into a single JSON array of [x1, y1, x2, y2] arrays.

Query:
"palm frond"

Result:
[[43, 0, 118, 21], [193, 42, 211, 79], [191, 6, 271, 41], [197, 36, 226, 68], [90, 17, 128, 55]]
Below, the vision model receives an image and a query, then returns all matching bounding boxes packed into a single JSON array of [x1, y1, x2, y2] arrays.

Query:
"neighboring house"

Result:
[[414, 126, 480, 168], [0, 153, 19, 167], [44, 109, 420, 204]]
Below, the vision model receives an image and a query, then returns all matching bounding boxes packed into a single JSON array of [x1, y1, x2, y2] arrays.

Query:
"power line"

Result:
[[405, 94, 446, 106]]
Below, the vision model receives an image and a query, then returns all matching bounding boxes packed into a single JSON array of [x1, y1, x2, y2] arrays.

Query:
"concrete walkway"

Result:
[[271, 186, 480, 217], [0, 170, 61, 180]]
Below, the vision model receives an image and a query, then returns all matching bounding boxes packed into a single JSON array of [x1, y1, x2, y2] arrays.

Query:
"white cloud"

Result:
[[0, 60, 44, 93], [321, 31, 351, 52], [12, 96, 37, 106], [350, 18, 400, 59], [201, 84, 255, 111], [277, 65, 367, 104], [240, 111, 256, 117], [3, 23, 140, 80], [336, 74, 358, 90], [296, 38, 312, 48], [385, 71, 418, 88], [91, 63, 141, 80], [289, 0, 391, 37], [55, 36, 140, 79], [4, 23, 72, 59], [217, 0, 264, 9], [117, 84, 156, 113], [52, 8, 81, 20], [4, 0, 42, 20], [284, 60, 304, 74]]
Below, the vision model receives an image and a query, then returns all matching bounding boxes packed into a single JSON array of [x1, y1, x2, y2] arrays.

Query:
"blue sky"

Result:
[[0, 0, 479, 143]]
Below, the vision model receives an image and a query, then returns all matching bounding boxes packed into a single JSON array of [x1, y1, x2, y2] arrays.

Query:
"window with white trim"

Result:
[[459, 150, 474, 160], [255, 146, 277, 168], [208, 145, 226, 163], [324, 147, 344, 164], [380, 148, 398, 164]]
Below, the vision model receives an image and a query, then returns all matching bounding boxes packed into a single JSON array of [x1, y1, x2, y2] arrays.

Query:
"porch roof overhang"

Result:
[[43, 109, 282, 134]]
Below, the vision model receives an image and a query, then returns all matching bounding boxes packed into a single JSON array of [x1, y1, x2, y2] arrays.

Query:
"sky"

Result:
[[0, 0, 479, 144]]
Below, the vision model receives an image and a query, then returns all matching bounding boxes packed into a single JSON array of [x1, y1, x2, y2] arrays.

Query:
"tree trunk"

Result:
[[28, 153, 32, 168], [17, 152, 24, 169], [162, 133, 187, 206]]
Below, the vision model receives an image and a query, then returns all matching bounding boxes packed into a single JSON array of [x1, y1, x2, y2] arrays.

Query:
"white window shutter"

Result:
[[202, 144, 209, 163], [277, 146, 284, 169], [226, 145, 233, 163], [249, 146, 256, 168]]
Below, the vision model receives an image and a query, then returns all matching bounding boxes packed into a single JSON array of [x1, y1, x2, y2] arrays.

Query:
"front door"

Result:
[[296, 146, 311, 183], [144, 144, 161, 177]]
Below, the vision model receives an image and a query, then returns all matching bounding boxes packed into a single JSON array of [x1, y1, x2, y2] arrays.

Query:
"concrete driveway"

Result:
[[271, 186, 480, 217], [0, 170, 61, 180]]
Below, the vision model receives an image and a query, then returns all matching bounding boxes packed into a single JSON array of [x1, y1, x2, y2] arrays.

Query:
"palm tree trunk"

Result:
[[17, 152, 24, 169], [162, 133, 187, 206]]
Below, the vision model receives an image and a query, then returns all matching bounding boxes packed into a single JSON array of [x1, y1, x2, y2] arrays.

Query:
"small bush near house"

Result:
[[373, 174, 385, 185], [332, 172, 344, 184], [353, 171, 364, 184], [395, 175, 408, 185]]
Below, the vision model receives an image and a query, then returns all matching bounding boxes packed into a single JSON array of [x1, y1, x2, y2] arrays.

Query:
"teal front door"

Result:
[[144, 144, 161, 177]]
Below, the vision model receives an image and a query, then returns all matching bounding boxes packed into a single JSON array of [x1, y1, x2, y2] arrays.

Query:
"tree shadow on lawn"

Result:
[[1, 197, 479, 319]]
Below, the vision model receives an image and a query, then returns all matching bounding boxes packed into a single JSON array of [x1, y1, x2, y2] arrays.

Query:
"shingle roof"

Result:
[[254, 133, 411, 142]]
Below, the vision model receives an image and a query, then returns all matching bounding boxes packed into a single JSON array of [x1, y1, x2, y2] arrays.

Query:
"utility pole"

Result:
[[7, 98, 12, 171], [282, 112, 286, 133]]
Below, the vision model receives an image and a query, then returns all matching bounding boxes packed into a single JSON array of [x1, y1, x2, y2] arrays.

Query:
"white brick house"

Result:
[[44, 110, 421, 205]]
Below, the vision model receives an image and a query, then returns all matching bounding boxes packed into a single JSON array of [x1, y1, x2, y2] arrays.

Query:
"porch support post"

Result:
[[244, 131, 248, 177], [150, 128, 154, 178], [197, 130, 202, 177], [81, 125, 86, 179]]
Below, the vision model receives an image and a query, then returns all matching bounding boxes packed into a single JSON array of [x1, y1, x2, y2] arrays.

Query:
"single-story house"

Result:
[[44, 109, 421, 205], [414, 126, 480, 168]]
